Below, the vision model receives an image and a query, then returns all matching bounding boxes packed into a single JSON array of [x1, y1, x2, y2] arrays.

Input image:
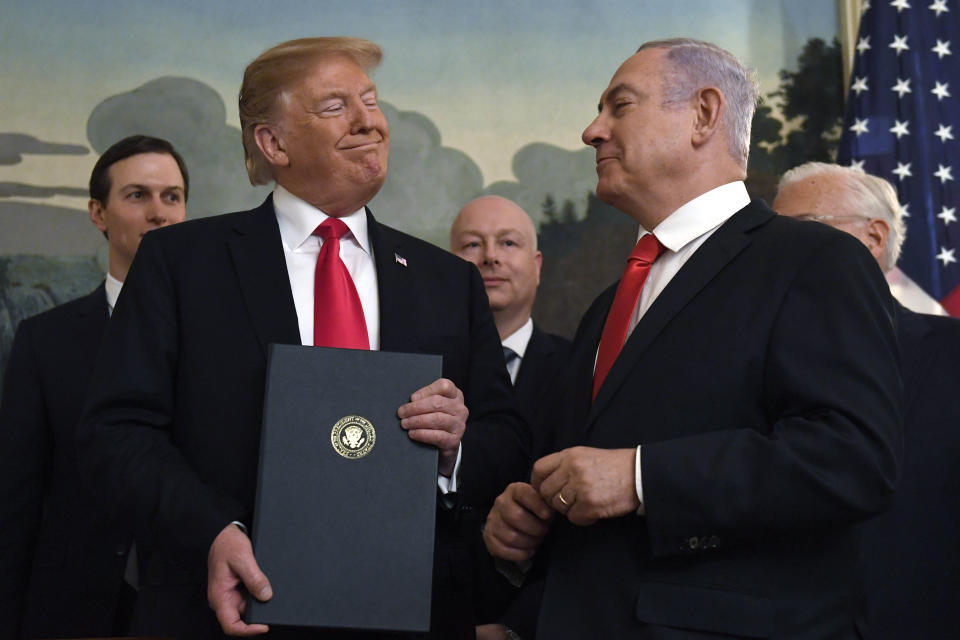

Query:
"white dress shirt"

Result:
[[501, 318, 534, 384], [105, 272, 123, 314], [273, 185, 380, 349], [272, 185, 460, 491], [626, 181, 751, 514]]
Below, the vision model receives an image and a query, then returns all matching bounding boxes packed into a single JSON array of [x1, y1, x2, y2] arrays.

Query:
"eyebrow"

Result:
[[119, 183, 184, 192], [318, 83, 378, 101]]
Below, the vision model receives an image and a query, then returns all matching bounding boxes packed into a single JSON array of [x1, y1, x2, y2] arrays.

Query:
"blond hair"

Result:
[[239, 37, 382, 185]]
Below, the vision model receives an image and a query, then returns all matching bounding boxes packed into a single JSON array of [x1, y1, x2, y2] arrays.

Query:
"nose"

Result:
[[582, 114, 608, 148], [350, 101, 378, 135], [481, 241, 499, 265], [145, 196, 168, 226]]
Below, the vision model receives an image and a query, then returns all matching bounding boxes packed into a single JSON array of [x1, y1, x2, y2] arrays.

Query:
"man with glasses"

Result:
[[773, 161, 960, 639]]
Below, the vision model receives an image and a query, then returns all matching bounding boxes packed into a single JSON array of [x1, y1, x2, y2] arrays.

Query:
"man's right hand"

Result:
[[483, 482, 554, 562], [207, 523, 272, 636]]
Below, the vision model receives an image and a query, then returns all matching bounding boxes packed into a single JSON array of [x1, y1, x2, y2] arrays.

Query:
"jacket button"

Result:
[[708, 535, 720, 549], [687, 536, 700, 550]]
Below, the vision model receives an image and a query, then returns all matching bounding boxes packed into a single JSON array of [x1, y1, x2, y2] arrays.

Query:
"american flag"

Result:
[[837, 0, 959, 316]]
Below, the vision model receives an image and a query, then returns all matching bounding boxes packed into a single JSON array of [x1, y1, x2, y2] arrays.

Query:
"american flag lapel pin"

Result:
[[394, 253, 408, 267]]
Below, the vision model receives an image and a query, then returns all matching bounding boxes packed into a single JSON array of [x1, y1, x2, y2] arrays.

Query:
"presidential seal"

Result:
[[331, 415, 376, 459]]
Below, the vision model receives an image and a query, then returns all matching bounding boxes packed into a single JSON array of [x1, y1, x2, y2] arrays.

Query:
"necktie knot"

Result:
[[628, 233, 665, 266], [503, 346, 519, 366], [314, 217, 350, 242]]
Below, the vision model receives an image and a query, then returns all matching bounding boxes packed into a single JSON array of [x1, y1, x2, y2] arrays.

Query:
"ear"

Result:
[[88, 199, 108, 233], [254, 123, 290, 168], [691, 86, 724, 149], [534, 250, 543, 285], [864, 218, 890, 266]]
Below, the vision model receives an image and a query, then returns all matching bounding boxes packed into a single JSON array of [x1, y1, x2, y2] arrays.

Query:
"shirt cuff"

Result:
[[437, 444, 463, 494], [437, 444, 463, 495], [635, 445, 645, 516], [231, 520, 249, 536]]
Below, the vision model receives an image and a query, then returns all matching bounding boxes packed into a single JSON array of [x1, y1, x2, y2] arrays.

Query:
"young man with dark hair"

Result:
[[0, 134, 187, 638]]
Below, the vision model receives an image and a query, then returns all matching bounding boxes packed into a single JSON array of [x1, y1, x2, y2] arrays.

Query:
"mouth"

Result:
[[340, 139, 382, 152], [482, 277, 507, 288]]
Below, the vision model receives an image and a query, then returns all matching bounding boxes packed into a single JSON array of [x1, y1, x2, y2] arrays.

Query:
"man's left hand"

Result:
[[531, 446, 639, 526], [398, 378, 468, 477]]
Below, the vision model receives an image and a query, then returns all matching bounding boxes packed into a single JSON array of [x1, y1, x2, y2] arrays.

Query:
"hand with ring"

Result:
[[531, 446, 639, 526]]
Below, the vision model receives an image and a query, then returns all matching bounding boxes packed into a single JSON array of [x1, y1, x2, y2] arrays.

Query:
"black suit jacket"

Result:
[[859, 306, 960, 639], [536, 201, 901, 639], [76, 197, 528, 639], [0, 285, 133, 639], [473, 324, 572, 625], [513, 325, 573, 460]]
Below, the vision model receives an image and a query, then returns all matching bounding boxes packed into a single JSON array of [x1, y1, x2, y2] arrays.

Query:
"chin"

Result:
[[595, 181, 623, 208]]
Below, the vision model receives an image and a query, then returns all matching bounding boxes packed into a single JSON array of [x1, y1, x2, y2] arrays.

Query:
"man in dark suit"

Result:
[[450, 196, 572, 637], [450, 195, 572, 456], [0, 135, 188, 639], [76, 38, 527, 639], [484, 38, 901, 639], [773, 161, 960, 639]]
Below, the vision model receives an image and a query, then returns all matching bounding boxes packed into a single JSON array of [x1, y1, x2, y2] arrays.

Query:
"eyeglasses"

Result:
[[792, 214, 872, 224]]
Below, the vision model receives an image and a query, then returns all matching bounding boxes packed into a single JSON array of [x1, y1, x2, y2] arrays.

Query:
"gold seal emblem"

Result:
[[330, 415, 376, 459]]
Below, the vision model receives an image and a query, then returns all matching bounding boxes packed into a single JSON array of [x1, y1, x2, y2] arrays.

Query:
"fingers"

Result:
[[211, 591, 270, 636], [530, 451, 564, 491], [398, 379, 468, 424], [208, 524, 271, 636], [483, 483, 553, 562], [510, 481, 555, 522], [230, 548, 273, 603], [397, 379, 468, 460], [409, 377, 461, 402]]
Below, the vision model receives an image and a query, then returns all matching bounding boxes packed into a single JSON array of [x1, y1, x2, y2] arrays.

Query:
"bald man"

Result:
[[450, 196, 571, 634], [773, 162, 960, 639], [450, 196, 571, 455]]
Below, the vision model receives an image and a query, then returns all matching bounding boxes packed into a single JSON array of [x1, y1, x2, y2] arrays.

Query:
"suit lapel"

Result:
[[586, 202, 773, 429], [896, 306, 935, 410], [74, 284, 110, 371], [514, 325, 550, 395], [368, 210, 419, 354], [226, 196, 301, 356]]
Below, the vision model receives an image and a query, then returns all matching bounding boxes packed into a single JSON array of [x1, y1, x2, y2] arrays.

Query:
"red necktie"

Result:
[[592, 233, 665, 400], [312, 218, 369, 349]]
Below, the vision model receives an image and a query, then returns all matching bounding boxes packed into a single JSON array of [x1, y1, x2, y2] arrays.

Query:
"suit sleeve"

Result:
[[76, 234, 244, 566], [641, 234, 901, 556], [458, 265, 531, 508], [0, 320, 51, 633]]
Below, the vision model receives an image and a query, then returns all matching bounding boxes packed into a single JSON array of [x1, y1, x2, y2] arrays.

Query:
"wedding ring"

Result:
[[557, 492, 570, 507]]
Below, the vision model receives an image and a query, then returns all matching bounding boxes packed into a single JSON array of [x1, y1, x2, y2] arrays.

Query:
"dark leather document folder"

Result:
[[246, 344, 441, 631]]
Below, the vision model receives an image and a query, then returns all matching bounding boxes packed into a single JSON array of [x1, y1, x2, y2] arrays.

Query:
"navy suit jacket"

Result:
[[859, 306, 960, 638], [76, 197, 529, 639], [0, 285, 133, 639], [536, 201, 901, 639]]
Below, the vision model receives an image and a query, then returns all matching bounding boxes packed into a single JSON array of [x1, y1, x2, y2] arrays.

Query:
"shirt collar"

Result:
[[273, 184, 371, 254], [645, 181, 750, 252], [501, 317, 534, 359], [105, 272, 123, 311]]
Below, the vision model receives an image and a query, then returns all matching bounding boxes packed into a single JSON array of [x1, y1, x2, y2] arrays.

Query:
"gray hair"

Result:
[[778, 162, 906, 270], [638, 38, 760, 169]]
